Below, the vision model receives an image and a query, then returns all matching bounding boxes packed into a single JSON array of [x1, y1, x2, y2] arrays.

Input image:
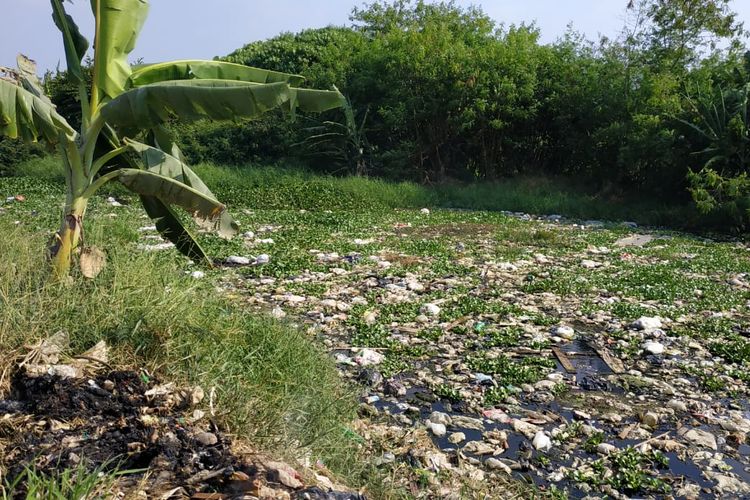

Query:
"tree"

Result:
[[0, 0, 344, 277], [626, 0, 746, 71], [348, 0, 501, 182]]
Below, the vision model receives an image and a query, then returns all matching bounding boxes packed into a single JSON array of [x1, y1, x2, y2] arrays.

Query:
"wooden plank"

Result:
[[552, 347, 576, 373], [595, 347, 625, 374]]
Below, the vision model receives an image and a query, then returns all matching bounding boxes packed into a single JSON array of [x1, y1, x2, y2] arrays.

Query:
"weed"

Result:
[[434, 384, 463, 403], [547, 484, 569, 500], [551, 382, 570, 396], [441, 295, 515, 321], [1, 460, 136, 500], [485, 327, 522, 348], [351, 323, 392, 348], [483, 386, 509, 407], [609, 302, 653, 321], [468, 355, 555, 386], [710, 334, 750, 364], [582, 432, 604, 454], [380, 356, 409, 378], [555, 421, 583, 444], [701, 374, 726, 392], [529, 339, 552, 350], [418, 327, 444, 342], [528, 312, 559, 327], [608, 448, 671, 494], [536, 454, 551, 467]]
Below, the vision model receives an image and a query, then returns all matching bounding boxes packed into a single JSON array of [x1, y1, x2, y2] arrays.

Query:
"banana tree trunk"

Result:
[[49, 196, 87, 279]]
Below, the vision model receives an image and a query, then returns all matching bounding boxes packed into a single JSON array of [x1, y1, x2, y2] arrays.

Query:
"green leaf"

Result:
[[101, 80, 290, 128], [139, 195, 213, 264], [91, 0, 149, 101], [90, 129, 213, 263], [288, 87, 347, 114], [117, 168, 231, 234], [0, 79, 76, 143], [128, 60, 305, 88], [149, 125, 186, 161], [101, 80, 345, 129], [124, 138, 238, 239], [51, 0, 89, 85]]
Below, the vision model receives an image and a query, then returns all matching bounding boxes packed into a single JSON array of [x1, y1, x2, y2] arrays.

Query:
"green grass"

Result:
[[1, 461, 128, 499], [197, 163, 703, 229], [433, 177, 701, 228]]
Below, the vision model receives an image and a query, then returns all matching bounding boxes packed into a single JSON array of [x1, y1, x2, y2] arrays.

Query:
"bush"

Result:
[[169, 114, 295, 165], [681, 54, 750, 230], [688, 168, 750, 230], [0, 137, 47, 175], [223, 26, 366, 90]]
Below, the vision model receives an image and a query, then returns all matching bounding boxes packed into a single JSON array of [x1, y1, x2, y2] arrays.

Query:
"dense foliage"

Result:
[[4, 0, 749, 230], [219, 0, 750, 230]]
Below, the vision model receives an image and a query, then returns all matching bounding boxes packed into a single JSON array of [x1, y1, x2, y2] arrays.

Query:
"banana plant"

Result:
[[0, 0, 345, 278]]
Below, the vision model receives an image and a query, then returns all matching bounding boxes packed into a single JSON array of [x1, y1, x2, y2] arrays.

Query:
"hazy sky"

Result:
[[3, 0, 750, 73]]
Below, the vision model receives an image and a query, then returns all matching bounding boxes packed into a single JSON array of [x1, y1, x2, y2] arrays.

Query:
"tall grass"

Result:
[[432, 177, 701, 228], [0, 215, 362, 483], [5, 156, 699, 228], [192, 162, 435, 210], [194, 162, 699, 228]]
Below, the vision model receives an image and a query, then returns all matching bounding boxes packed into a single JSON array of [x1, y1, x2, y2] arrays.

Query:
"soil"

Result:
[[0, 369, 364, 500]]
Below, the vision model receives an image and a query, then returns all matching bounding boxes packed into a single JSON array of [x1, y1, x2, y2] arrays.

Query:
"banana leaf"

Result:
[[51, 0, 89, 85], [102, 131, 215, 263], [124, 138, 238, 239], [100, 80, 291, 128], [117, 168, 228, 231], [16, 55, 51, 104], [90, 0, 149, 100], [0, 79, 76, 143], [139, 195, 213, 263], [128, 60, 305, 87], [101, 80, 345, 129], [149, 125, 187, 161], [91, 127, 214, 263], [288, 87, 347, 114]]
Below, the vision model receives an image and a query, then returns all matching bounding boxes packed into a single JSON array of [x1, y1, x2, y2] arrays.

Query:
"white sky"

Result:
[[2, 0, 749, 73]]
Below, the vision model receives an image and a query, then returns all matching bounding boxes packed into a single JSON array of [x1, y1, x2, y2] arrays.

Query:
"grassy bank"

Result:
[[0, 210, 365, 489], [5, 156, 702, 230]]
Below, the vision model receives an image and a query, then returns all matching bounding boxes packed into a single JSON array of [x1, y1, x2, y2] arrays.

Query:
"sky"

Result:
[[3, 0, 750, 73]]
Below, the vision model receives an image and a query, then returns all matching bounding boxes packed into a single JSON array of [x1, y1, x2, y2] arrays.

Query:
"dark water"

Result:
[[359, 334, 750, 499]]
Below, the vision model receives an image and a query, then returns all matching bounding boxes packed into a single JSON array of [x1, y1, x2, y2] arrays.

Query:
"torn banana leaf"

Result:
[[101, 80, 345, 130], [0, 79, 76, 143], [117, 168, 231, 238], [90, 0, 149, 100], [124, 138, 238, 239]]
